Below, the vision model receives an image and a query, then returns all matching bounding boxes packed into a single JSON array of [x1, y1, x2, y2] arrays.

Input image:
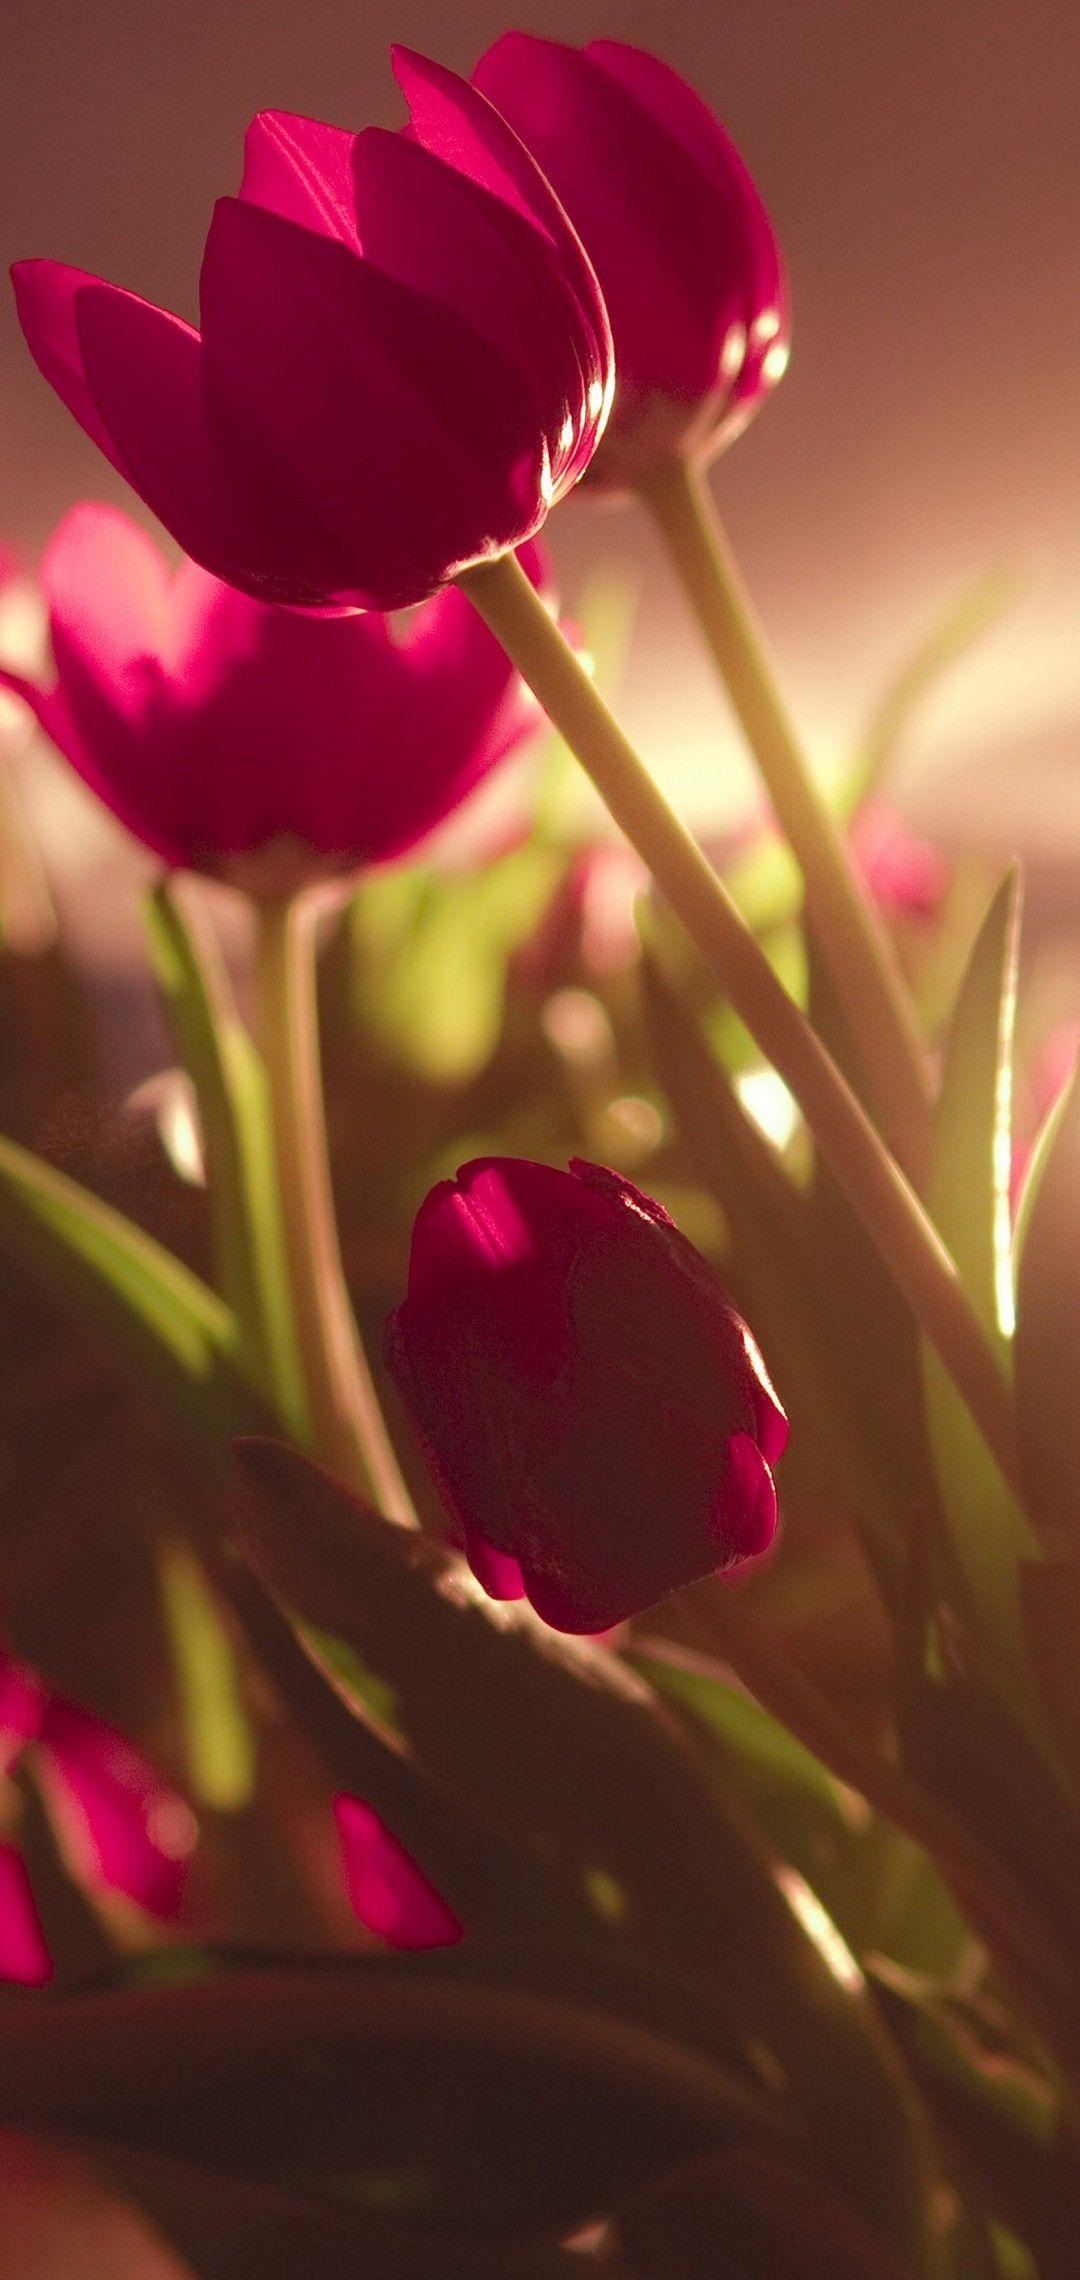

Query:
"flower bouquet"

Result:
[[0, 33, 1076, 2280]]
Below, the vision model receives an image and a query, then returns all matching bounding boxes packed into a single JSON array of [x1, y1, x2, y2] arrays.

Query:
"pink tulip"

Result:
[[11, 54, 612, 613], [334, 1795, 461, 1950], [385, 1157, 787, 1633], [849, 803, 949, 925], [0, 504, 551, 886], [472, 37, 788, 483], [0, 1647, 195, 1943]]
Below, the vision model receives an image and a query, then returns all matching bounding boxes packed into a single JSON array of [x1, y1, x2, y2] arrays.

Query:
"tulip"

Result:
[[334, 1795, 461, 1950], [0, 503, 550, 889], [11, 52, 612, 613], [0, 1647, 195, 1927], [472, 36, 788, 483], [385, 1156, 787, 1633]]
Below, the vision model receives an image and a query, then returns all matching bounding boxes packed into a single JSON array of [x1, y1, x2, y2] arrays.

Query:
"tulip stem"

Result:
[[253, 890, 414, 1522], [459, 552, 1020, 1498], [640, 456, 934, 1184]]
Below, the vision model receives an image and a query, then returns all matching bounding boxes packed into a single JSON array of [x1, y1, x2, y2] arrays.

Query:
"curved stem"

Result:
[[459, 551, 1019, 1499], [641, 455, 934, 1184], [253, 890, 415, 1523]]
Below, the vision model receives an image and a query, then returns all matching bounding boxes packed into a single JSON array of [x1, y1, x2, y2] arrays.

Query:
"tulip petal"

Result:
[[714, 1431, 779, 1560], [35, 1696, 196, 1919], [393, 46, 612, 484], [334, 1795, 462, 1949], [0, 1846, 50, 1986], [199, 196, 546, 609], [71, 280, 310, 604], [352, 128, 584, 460], [11, 259, 125, 468], [240, 111, 361, 249]]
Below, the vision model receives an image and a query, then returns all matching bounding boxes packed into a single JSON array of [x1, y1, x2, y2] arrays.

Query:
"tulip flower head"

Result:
[[11, 53, 612, 613], [472, 36, 789, 485], [386, 1157, 787, 1633], [0, 504, 551, 892], [0, 1645, 195, 1981]]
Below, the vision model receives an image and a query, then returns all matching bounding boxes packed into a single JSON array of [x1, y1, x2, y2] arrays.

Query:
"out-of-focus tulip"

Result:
[[334, 1795, 461, 1950], [0, 504, 550, 890], [472, 36, 788, 484], [0, 1845, 51, 1986], [385, 1156, 787, 1633], [0, 1647, 195, 1937], [849, 804, 949, 926], [11, 53, 612, 613]]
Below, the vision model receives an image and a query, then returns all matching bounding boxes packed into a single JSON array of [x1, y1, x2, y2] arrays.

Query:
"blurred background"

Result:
[[0, 0, 1078, 872]]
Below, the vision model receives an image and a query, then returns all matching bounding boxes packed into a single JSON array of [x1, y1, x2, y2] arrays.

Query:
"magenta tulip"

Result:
[[472, 36, 788, 483], [334, 1795, 462, 1950], [0, 504, 551, 886], [11, 53, 612, 613], [0, 1647, 195, 1925], [385, 1157, 787, 1633]]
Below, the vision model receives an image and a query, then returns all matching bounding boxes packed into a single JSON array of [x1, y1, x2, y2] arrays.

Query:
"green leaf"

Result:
[[843, 566, 1013, 817], [233, 1441, 943, 2275], [346, 846, 561, 1084], [921, 871, 1038, 1680], [145, 880, 306, 1437], [631, 1645, 971, 1981], [1014, 1059, 1080, 1542], [0, 1130, 255, 1441], [870, 1963, 1075, 2280], [158, 1544, 256, 1811]]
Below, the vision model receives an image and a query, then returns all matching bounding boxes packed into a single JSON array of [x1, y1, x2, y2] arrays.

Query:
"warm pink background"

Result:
[[1, 0, 1078, 849]]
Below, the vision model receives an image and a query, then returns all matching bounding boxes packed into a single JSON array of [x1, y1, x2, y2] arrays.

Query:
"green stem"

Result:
[[641, 455, 934, 1183], [253, 890, 414, 1523], [459, 552, 1019, 1499]]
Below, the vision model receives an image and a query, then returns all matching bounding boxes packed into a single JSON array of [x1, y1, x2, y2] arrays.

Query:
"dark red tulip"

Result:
[[11, 52, 612, 612], [473, 36, 789, 483], [0, 504, 549, 888], [385, 1156, 787, 1633]]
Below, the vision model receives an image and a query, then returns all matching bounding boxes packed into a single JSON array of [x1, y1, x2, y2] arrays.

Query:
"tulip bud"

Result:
[[0, 504, 549, 891], [473, 37, 789, 484], [385, 1157, 787, 1632]]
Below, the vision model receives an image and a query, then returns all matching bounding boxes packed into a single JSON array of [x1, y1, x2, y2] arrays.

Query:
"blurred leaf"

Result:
[[348, 845, 560, 1083], [146, 881, 306, 1437], [158, 1544, 255, 1812], [870, 1963, 1076, 2280], [618, 2146, 920, 2280], [922, 871, 1038, 1681], [801, 941, 938, 1576], [233, 1442, 942, 2274], [843, 567, 1013, 818], [0, 1962, 756, 2243], [632, 1643, 854, 1851], [0, 1132, 256, 1442], [1014, 1058, 1080, 1543], [631, 1645, 970, 1981], [75, 2137, 625, 2280]]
